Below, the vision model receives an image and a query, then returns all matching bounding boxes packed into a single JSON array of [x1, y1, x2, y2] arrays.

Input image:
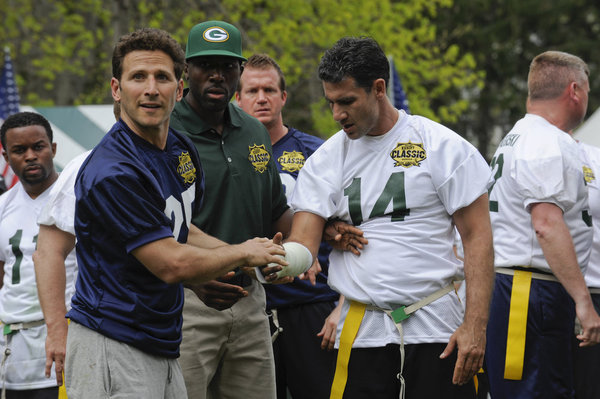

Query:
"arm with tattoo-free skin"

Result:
[[131, 223, 287, 285], [183, 223, 290, 310], [182, 224, 249, 309], [531, 202, 600, 347], [182, 209, 293, 310], [441, 194, 494, 385], [33, 224, 76, 386], [288, 212, 368, 351]]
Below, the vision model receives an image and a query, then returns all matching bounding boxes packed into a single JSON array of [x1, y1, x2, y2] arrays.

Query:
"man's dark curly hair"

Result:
[[112, 28, 185, 80], [318, 37, 389, 90], [1, 111, 53, 149]]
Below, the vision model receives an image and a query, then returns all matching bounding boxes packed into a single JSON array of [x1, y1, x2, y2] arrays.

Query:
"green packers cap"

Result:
[[185, 21, 246, 61]]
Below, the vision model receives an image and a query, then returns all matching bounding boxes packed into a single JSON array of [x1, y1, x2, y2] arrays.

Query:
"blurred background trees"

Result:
[[435, 0, 600, 156], [1, 0, 598, 158]]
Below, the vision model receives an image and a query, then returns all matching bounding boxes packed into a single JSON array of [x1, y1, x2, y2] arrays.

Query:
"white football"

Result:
[[270, 242, 313, 278]]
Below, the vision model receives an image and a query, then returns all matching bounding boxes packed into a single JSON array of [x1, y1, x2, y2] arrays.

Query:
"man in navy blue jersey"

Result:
[[236, 54, 339, 399], [64, 28, 287, 399]]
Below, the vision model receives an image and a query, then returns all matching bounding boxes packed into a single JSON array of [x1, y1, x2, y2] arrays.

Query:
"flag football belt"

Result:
[[589, 287, 600, 295], [495, 267, 558, 381], [269, 309, 284, 343], [330, 282, 459, 399], [0, 319, 67, 399], [1, 319, 46, 399], [1, 319, 45, 336]]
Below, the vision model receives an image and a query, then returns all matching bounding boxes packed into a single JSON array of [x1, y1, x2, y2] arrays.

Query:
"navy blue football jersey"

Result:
[[68, 119, 204, 358], [266, 127, 338, 309]]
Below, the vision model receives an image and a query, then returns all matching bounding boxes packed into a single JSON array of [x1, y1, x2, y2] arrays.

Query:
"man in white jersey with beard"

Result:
[[287, 37, 494, 399], [486, 50, 600, 399], [0, 111, 73, 399]]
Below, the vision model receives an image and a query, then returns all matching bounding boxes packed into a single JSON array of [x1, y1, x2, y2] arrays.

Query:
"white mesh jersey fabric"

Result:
[[292, 110, 491, 348], [490, 114, 592, 273]]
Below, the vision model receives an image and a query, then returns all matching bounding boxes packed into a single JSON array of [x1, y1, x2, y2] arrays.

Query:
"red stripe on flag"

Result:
[[0, 143, 18, 189]]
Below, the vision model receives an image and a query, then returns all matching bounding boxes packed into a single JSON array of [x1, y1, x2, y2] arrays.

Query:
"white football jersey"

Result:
[[291, 110, 492, 345], [0, 182, 55, 323], [37, 150, 89, 310], [579, 142, 600, 288], [490, 114, 592, 273], [38, 151, 90, 234]]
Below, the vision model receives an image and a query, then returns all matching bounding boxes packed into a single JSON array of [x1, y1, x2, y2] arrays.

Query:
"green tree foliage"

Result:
[[436, 0, 600, 158], [0, 0, 210, 106], [0, 0, 112, 106], [0, 0, 482, 141], [218, 0, 483, 137]]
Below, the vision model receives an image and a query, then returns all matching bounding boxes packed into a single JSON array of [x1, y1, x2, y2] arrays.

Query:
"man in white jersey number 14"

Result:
[[0, 111, 63, 399], [286, 37, 494, 399]]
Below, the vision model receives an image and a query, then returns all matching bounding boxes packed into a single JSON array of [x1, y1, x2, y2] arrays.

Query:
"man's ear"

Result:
[[373, 78, 387, 98], [176, 79, 184, 102], [110, 77, 121, 103], [571, 81, 585, 105]]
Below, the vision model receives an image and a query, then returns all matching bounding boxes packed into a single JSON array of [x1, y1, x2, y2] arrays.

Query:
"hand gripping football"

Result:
[[271, 242, 313, 278]]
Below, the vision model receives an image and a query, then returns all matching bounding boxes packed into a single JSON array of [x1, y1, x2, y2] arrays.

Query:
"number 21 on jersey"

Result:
[[344, 171, 410, 226]]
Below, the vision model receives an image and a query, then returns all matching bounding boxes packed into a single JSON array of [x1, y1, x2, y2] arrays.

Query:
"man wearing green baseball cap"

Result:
[[170, 21, 292, 399]]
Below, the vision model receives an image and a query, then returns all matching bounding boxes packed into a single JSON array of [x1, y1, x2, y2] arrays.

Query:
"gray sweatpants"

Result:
[[65, 321, 186, 399]]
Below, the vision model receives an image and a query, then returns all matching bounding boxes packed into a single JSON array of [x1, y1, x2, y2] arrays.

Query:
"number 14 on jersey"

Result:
[[344, 172, 411, 226]]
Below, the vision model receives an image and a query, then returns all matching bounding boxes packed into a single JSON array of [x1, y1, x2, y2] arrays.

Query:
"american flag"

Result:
[[388, 57, 410, 114], [0, 47, 20, 190]]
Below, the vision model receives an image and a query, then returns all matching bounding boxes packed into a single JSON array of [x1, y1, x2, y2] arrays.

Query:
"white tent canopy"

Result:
[[19, 104, 114, 170]]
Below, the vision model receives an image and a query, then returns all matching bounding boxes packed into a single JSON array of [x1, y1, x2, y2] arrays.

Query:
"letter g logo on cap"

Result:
[[203, 27, 229, 42]]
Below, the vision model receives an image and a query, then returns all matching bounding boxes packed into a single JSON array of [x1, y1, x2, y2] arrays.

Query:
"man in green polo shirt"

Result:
[[170, 20, 292, 399]]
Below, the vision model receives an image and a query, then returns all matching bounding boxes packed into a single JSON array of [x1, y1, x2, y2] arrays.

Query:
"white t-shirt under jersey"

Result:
[[291, 110, 492, 347], [36, 150, 90, 311], [490, 114, 592, 274], [579, 142, 600, 289]]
